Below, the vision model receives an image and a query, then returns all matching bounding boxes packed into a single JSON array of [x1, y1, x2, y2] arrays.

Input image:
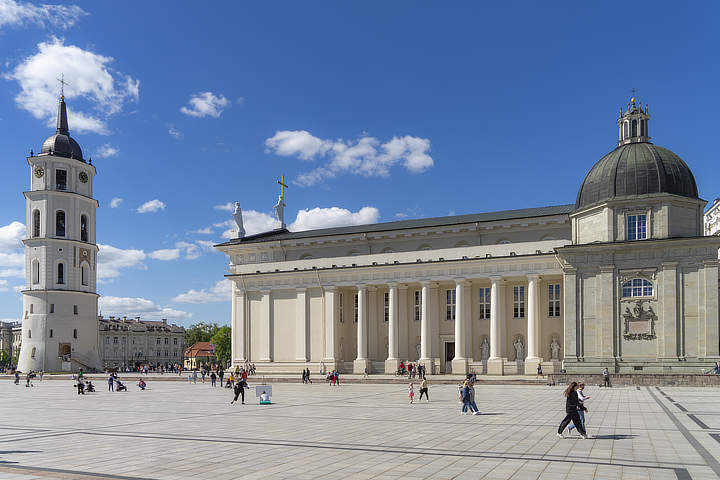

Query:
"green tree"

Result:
[[210, 326, 231, 366], [185, 322, 220, 346], [0, 349, 9, 367]]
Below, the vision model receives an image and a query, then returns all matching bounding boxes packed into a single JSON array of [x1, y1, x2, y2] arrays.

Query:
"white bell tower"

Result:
[[17, 95, 101, 373]]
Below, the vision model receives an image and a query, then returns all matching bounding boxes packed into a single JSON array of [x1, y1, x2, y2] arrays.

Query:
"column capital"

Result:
[[387, 282, 398, 289], [489, 275, 505, 284], [398, 284, 409, 291], [420, 280, 439, 288], [356, 285, 367, 292], [367, 286, 377, 292], [661, 261, 678, 269], [599, 265, 615, 273], [296, 287, 307, 293], [260, 288, 272, 295], [454, 278, 469, 287], [526, 273, 541, 281], [325, 285, 337, 292]]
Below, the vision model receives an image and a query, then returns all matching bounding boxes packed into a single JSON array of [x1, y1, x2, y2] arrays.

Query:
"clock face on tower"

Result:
[[79, 171, 88, 183], [34, 166, 44, 178]]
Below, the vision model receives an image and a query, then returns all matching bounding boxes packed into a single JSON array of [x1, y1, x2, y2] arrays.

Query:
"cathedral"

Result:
[[217, 98, 720, 375]]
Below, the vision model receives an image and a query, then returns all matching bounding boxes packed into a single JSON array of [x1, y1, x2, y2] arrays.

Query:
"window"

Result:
[[132, 338, 135, 345], [478, 287, 490, 319], [56, 169, 67, 190], [105, 337, 110, 345], [49, 329, 53, 338], [414, 291, 421, 321], [339, 293, 344, 323], [549, 284, 561, 317], [122, 337, 126, 344], [56, 211, 65, 237], [164, 338, 169, 345], [32, 210, 40, 237], [353, 294, 358, 323], [28, 329, 31, 339], [446, 289, 456, 320], [50, 304, 54, 313], [31, 346, 35, 358], [173, 338, 177, 345], [32, 260, 39, 284], [30, 304, 34, 314], [156, 337, 161, 345], [622, 278, 653, 297], [623, 121, 629, 138], [113, 337, 118, 344], [627, 214, 647, 240], [73, 305, 78, 315], [57, 263, 64, 284], [73, 329, 77, 339], [81, 264, 88, 286], [631, 119, 638, 137], [384, 292, 389, 322], [165, 350, 169, 357], [80, 215, 88, 242], [513, 286, 525, 318]]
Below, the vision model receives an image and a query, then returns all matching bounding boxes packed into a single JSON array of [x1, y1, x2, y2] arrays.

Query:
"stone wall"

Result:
[[549, 373, 720, 387]]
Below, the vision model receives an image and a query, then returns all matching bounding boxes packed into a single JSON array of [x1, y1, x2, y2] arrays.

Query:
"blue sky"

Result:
[[0, 1, 718, 326]]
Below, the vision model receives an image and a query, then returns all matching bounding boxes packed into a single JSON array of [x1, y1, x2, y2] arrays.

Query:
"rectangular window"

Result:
[[122, 337, 126, 344], [513, 286, 525, 318], [446, 289, 456, 320], [156, 337, 161, 345], [173, 338, 177, 345], [49, 329, 53, 338], [627, 214, 647, 240], [30, 304, 34, 314], [353, 293, 358, 323], [478, 287, 490, 319], [73, 305, 78, 315], [50, 304, 54, 313], [339, 293, 344, 323], [383, 292, 389, 322], [414, 291, 421, 322], [105, 337, 110, 345], [113, 337, 118, 344], [164, 337, 169, 344], [56, 169, 67, 191], [73, 329, 77, 339], [548, 284, 561, 317]]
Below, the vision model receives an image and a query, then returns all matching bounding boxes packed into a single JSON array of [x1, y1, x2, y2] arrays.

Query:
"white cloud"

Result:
[[0, 0, 86, 30], [0, 279, 8, 292], [12, 285, 23, 293], [95, 143, 118, 158], [0, 221, 25, 251], [180, 91, 229, 118], [109, 197, 123, 208], [291, 206, 379, 231], [97, 244, 146, 280], [213, 202, 234, 212], [172, 279, 231, 304], [175, 241, 201, 260], [192, 227, 213, 234], [98, 296, 190, 321], [265, 131, 434, 186], [148, 248, 180, 261], [5, 38, 139, 134], [0, 221, 26, 277], [168, 125, 182, 140], [217, 209, 280, 239], [137, 199, 166, 214]]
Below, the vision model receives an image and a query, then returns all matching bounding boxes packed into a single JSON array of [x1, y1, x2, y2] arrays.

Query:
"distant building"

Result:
[[98, 316, 185, 369], [184, 342, 216, 370], [705, 198, 720, 236], [0, 321, 21, 365]]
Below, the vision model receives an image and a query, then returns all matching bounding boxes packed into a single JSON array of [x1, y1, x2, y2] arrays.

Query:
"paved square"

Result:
[[1, 379, 720, 479]]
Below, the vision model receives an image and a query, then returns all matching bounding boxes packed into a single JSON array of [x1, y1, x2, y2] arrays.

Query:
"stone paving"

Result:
[[1, 378, 719, 479]]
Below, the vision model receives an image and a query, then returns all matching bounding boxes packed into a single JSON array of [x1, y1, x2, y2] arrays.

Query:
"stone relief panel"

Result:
[[621, 300, 657, 341]]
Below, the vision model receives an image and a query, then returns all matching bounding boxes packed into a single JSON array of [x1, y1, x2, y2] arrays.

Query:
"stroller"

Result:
[[116, 380, 127, 392]]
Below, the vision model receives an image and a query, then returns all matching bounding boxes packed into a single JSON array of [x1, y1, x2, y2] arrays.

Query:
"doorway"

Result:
[[444, 342, 455, 374]]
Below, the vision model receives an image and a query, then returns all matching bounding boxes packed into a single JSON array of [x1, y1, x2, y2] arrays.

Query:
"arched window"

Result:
[[32, 210, 40, 237], [57, 263, 65, 285], [55, 211, 65, 237], [622, 278, 653, 297], [28, 329, 31, 339], [640, 120, 645, 136], [80, 215, 88, 242], [81, 264, 88, 286], [73, 329, 78, 339], [623, 121, 629, 138], [631, 119, 638, 137], [31, 346, 36, 358], [32, 260, 39, 284]]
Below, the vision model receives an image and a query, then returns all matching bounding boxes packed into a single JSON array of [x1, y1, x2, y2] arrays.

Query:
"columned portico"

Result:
[[353, 285, 370, 373], [524, 274, 542, 374], [487, 276, 505, 375], [451, 279, 469, 374], [384, 283, 400, 373], [259, 289, 272, 362]]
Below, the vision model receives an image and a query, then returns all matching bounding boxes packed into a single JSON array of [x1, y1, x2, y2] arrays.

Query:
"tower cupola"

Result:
[[617, 97, 650, 146], [40, 96, 84, 162]]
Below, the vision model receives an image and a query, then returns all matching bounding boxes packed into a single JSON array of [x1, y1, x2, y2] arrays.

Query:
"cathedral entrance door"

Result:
[[444, 342, 454, 374]]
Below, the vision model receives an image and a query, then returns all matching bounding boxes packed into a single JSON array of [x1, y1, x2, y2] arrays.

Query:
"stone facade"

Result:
[[0, 321, 21, 364], [98, 316, 185, 369]]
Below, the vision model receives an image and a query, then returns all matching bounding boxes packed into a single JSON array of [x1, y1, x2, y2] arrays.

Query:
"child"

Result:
[[408, 383, 414, 404], [137, 378, 147, 391]]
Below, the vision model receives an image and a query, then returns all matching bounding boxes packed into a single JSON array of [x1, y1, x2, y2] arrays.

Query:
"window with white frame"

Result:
[[548, 284, 561, 317], [383, 292, 389, 322], [513, 285, 525, 318], [353, 293, 358, 323], [622, 278, 653, 297], [339, 292, 344, 323], [446, 289, 456, 320], [113, 337, 118, 344], [414, 291, 421, 321], [478, 287, 490, 319], [627, 214, 647, 240]]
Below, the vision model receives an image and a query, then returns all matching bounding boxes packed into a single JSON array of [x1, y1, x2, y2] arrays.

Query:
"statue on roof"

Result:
[[274, 174, 288, 229], [233, 202, 245, 238]]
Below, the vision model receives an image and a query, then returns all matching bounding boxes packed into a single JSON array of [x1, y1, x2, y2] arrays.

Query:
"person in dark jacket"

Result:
[[556, 382, 588, 438], [460, 381, 472, 415], [230, 378, 248, 404]]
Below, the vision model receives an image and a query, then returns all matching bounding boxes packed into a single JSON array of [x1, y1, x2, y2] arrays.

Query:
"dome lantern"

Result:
[[617, 96, 650, 146]]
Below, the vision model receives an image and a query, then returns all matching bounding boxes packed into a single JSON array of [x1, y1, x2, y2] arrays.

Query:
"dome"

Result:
[[39, 96, 85, 162], [576, 142, 698, 209]]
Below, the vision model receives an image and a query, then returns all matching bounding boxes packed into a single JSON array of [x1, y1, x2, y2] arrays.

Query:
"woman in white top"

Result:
[[568, 382, 589, 434]]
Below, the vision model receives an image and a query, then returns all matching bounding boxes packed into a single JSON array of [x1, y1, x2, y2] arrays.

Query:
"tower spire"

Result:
[[56, 96, 69, 135]]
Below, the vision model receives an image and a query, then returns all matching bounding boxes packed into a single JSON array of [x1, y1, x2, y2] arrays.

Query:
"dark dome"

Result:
[[41, 133, 84, 161], [576, 142, 698, 209]]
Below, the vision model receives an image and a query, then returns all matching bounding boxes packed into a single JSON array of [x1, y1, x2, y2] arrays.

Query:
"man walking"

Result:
[[108, 373, 114, 392], [602, 368, 611, 388], [210, 371, 217, 387]]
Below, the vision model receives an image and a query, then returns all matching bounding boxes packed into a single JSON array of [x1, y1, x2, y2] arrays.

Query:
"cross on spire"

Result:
[[277, 174, 288, 198], [57, 73, 70, 99]]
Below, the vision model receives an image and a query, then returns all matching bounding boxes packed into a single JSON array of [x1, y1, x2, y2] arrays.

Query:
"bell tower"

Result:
[[617, 96, 650, 146], [17, 95, 101, 373]]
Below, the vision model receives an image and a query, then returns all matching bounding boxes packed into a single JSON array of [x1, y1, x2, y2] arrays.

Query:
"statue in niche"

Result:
[[550, 338, 561, 360], [232, 202, 245, 238], [480, 338, 489, 361], [514, 337, 525, 361]]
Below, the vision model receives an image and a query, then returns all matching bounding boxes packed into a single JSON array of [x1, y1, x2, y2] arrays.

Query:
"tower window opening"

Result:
[[50, 304, 54, 313], [56, 211, 65, 237], [56, 169, 67, 190], [80, 215, 88, 242], [49, 329, 53, 338], [623, 121, 629, 139], [81, 264, 88, 286], [32, 260, 39, 284], [29, 304, 33, 314], [631, 119, 638, 137], [73, 328, 77, 339], [57, 263, 65, 285], [32, 210, 40, 237], [31, 346, 35, 358], [73, 305, 78, 315], [28, 329, 31, 339]]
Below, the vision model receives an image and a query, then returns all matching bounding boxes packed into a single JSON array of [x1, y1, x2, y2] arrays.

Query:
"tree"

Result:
[[185, 322, 220, 346], [0, 349, 9, 367], [210, 326, 231, 367]]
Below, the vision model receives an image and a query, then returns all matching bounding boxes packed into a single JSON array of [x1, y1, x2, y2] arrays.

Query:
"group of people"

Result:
[[407, 377, 429, 404], [14, 370, 40, 387], [397, 362, 426, 379], [301, 368, 312, 384], [327, 370, 340, 385], [458, 379, 480, 415]]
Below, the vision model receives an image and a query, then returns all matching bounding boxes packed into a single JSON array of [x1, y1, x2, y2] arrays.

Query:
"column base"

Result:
[[384, 358, 401, 374], [451, 358, 469, 375], [524, 356, 543, 375], [353, 358, 371, 374], [487, 357, 505, 375]]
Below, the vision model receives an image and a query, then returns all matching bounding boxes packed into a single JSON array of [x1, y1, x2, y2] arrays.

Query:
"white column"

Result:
[[398, 285, 409, 361], [231, 283, 247, 365], [385, 283, 400, 373], [295, 287, 308, 362], [368, 286, 378, 361], [420, 281, 431, 362], [356, 286, 367, 360], [525, 275, 541, 374], [487, 276, 504, 375], [259, 289, 272, 362], [323, 286, 337, 365], [452, 279, 469, 374]]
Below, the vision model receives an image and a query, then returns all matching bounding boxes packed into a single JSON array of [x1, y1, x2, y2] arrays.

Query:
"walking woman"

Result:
[[568, 382, 589, 435], [556, 382, 589, 439], [419, 377, 429, 402]]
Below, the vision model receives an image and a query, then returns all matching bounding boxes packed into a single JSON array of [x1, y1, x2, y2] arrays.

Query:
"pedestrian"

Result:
[[305, 368, 312, 384], [408, 382, 415, 404], [568, 382, 590, 435], [460, 381, 472, 415], [38, 370, 44, 382], [14, 371, 20, 385], [137, 378, 147, 390], [76, 377, 85, 395], [219, 368, 224, 385], [210, 371, 217, 387], [230, 378, 248, 405], [419, 377, 429, 402], [192, 370, 198, 384], [25, 371, 34, 388], [536, 363, 543, 380], [468, 381, 480, 415], [201, 368, 206, 384], [302, 369, 307, 384], [108, 373, 114, 392], [602, 368, 611, 387], [334, 370, 340, 386], [364, 367, 369, 379], [556, 382, 589, 439]]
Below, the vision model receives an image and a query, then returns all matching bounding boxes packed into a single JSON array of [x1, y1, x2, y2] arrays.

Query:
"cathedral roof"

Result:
[[217, 204, 575, 246], [40, 96, 85, 162]]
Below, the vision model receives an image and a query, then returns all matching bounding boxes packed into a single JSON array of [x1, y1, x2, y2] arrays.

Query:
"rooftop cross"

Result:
[[57, 73, 70, 99], [277, 174, 288, 198]]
